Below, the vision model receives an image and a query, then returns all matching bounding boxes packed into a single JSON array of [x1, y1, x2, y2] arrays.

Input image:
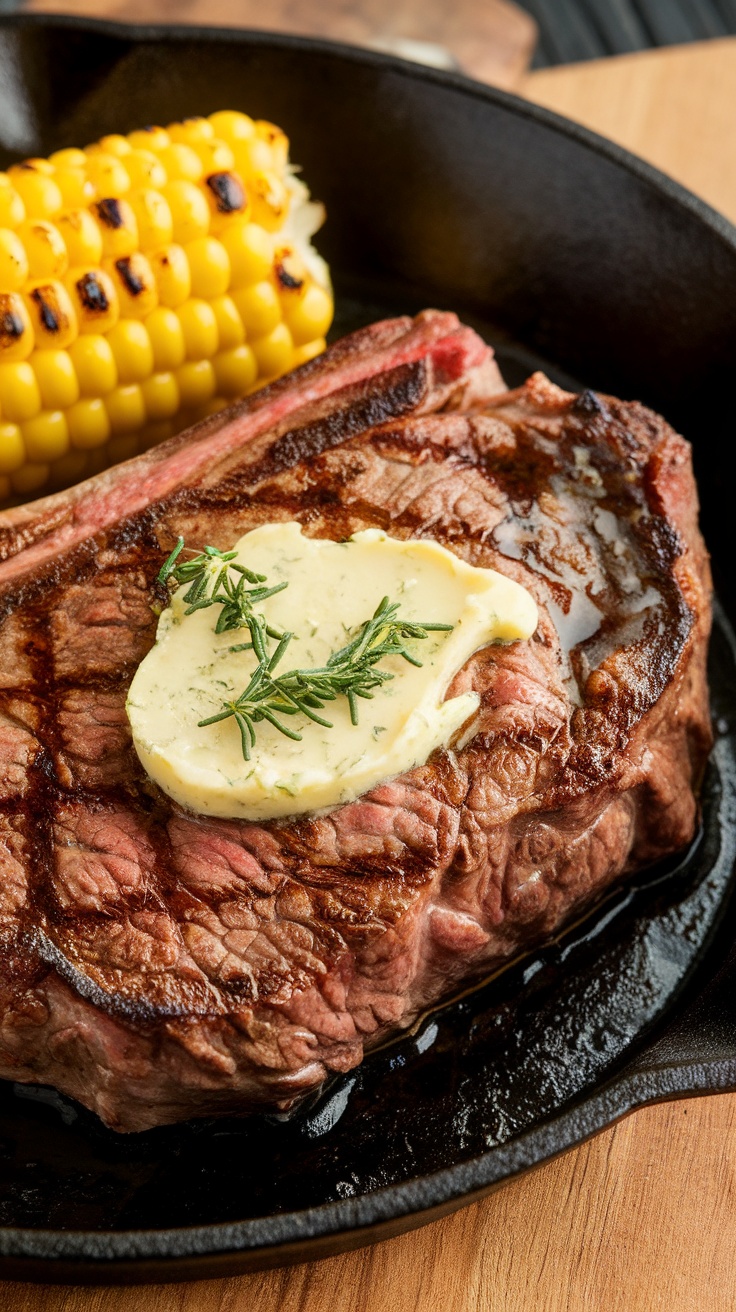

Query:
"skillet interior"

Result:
[[1, 15, 736, 1283]]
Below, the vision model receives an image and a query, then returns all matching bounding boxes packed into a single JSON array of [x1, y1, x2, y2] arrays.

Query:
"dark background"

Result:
[[517, 0, 736, 66]]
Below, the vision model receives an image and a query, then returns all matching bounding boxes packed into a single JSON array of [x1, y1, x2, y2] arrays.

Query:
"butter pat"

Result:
[[127, 523, 537, 821]]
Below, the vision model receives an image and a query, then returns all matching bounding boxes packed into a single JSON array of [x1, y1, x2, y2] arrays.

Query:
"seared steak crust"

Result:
[[0, 314, 711, 1131]]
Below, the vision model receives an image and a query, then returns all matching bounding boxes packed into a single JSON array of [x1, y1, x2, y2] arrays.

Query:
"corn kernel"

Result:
[[163, 181, 210, 244], [68, 334, 118, 395], [139, 418, 174, 450], [96, 135, 133, 158], [0, 175, 26, 227], [145, 306, 186, 370], [202, 171, 250, 233], [18, 220, 69, 280], [67, 397, 111, 449], [108, 433, 140, 463], [176, 359, 215, 407], [148, 243, 191, 308], [16, 156, 55, 175], [84, 153, 130, 198], [250, 322, 293, 377], [27, 158, 57, 174], [107, 319, 154, 383], [0, 422, 25, 473], [249, 171, 290, 231], [184, 236, 230, 298], [105, 253, 158, 319], [93, 197, 139, 258], [49, 148, 87, 169], [210, 294, 244, 349], [50, 450, 89, 488], [222, 221, 272, 287], [192, 139, 235, 175], [128, 126, 171, 152], [0, 293, 34, 362], [231, 137, 274, 179], [56, 209, 103, 266], [169, 117, 214, 145], [231, 280, 281, 337], [11, 462, 49, 496], [292, 337, 326, 367], [65, 267, 119, 335], [213, 344, 257, 396], [24, 281, 77, 351], [157, 143, 203, 183], [54, 168, 96, 209], [282, 281, 334, 345], [0, 361, 41, 420], [105, 383, 146, 433], [125, 150, 168, 191], [256, 121, 289, 171], [0, 228, 30, 289], [208, 110, 256, 143], [30, 349, 79, 409], [141, 371, 179, 419], [177, 299, 219, 360], [128, 189, 173, 250], [7, 165, 63, 220], [22, 409, 70, 461]]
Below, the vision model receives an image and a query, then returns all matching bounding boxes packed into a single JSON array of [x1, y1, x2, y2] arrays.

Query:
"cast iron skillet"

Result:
[[1, 14, 736, 1286]]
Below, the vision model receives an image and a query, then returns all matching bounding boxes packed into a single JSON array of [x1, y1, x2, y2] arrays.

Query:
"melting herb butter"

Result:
[[126, 523, 538, 821]]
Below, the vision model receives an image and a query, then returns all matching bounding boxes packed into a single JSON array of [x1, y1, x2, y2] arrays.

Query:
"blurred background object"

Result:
[[17, 0, 539, 89], [15, 0, 736, 80], [518, 0, 736, 66]]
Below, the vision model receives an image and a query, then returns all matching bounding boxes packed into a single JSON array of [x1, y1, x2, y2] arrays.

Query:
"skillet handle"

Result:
[[628, 936, 736, 1097]]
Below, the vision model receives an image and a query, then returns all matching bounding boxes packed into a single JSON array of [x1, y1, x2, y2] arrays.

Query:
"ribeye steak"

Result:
[[0, 312, 712, 1131]]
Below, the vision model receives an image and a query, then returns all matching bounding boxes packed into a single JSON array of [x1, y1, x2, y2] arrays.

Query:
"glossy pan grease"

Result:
[[1, 13, 736, 1284]]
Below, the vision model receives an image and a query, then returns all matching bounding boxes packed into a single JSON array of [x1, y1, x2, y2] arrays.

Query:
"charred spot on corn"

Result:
[[95, 199, 126, 230], [0, 302, 25, 341], [205, 171, 246, 214], [275, 259, 304, 291], [29, 285, 60, 333], [76, 272, 110, 313], [115, 256, 145, 297]]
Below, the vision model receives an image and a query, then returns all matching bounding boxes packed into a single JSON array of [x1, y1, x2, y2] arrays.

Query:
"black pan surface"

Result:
[[1, 14, 736, 1285]]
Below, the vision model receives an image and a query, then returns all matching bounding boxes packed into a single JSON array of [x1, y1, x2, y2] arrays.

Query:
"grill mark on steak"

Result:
[[248, 360, 431, 479], [0, 315, 712, 1131]]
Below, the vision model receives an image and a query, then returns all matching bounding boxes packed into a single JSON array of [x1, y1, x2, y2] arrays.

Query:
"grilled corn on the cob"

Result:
[[0, 111, 333, 503]]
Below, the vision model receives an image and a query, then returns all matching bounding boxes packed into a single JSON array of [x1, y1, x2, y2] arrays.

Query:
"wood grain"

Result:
[[523, 37, 736, 225], [3, 28, 736, 1312], [3, 1095, 736, 1310], [22, 0, 537, 89]]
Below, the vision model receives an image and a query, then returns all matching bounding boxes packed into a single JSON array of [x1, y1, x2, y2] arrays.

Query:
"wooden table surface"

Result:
[[3, 24, 736, 1312]]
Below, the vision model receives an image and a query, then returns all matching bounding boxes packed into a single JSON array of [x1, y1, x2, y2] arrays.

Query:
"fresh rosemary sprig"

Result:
[[157, 539, 454, 762], [198, 595, 453, 761], [157, 536, 287, 642]]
